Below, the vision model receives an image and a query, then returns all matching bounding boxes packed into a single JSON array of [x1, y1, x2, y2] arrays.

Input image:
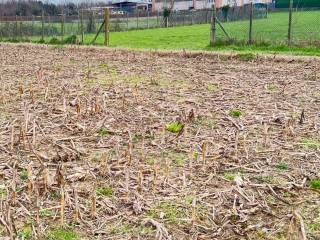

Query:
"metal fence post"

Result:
[[147, 8, 150, 28], [15, 15, 18, 40], [157, 10, 159, 27], [249, 2, 253, 44], [19, 14, 22, 40], [288, 0, 293, 46], [210, 4, 216, 46], [191, 11, 194, 25], [126, 12, 129, 30], [104, 8, 110, 46], [61, 12, 65, 42], [136, 8, 139, 29]]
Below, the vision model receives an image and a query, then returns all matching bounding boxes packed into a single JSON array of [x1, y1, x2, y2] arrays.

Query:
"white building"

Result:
[[152, 0, 271, 11]]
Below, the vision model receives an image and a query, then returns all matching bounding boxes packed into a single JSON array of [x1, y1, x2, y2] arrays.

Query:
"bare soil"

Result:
[[0, 44, 320, 240]]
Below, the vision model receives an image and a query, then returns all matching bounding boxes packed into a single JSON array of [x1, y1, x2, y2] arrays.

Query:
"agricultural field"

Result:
[[0, 43, 320, 239]]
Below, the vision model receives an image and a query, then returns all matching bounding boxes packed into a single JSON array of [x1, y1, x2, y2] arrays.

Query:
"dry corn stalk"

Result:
[[191, 195, 197, 226], [137, 167, 143, 193], [11, 170, 17, 206], [10, 124, 14, 151], [73, 188, 80, 223], [202, 142, 208, 165], [35, 188, 40, 226], [127, 132, 133, 165], [60, 187, 65, 226], [42, 167, 49, 193], [91, 185, 97, 218], [32, 119, 36, 146], [27, 164, 34, 195], [125, 168, 130, 200]]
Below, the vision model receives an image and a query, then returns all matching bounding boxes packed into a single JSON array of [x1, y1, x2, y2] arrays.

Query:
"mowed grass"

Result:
[[81, 10, 320, 55], [86, 11, 320, 48]]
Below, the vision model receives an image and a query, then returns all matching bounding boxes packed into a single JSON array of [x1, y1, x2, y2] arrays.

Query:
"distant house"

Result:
[[152, 0, 213, 12], [108, 0, 272, 13], [109, 0, 152, 13], [152, 0, 271, 12], [215, 0, 271, 8]]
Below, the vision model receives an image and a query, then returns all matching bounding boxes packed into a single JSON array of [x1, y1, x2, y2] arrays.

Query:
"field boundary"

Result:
[[3, 42, 320, 62]]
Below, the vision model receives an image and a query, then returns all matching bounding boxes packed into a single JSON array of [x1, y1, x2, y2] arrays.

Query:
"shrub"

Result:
[[64, 35, 77, 44]]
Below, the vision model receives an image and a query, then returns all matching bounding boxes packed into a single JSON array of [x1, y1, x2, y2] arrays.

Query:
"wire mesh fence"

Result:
[[0, 4, 319, 47]]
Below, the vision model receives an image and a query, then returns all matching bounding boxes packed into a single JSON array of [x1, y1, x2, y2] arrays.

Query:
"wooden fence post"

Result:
[[80, 9, 84, 44], [248, 2, 253, 44], [288, 0, 293, 46], [104, 8, 110, 46], [210, 4, 216, 46], [61, 12, 65, 42], [41, 10, 44, 41]]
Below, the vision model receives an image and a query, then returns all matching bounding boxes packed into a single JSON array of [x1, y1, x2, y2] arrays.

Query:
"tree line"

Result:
[[0, 0, 108, 16]]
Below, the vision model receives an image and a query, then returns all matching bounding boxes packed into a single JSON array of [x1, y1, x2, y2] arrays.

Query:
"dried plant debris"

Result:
[[0, 44, 320, 239]]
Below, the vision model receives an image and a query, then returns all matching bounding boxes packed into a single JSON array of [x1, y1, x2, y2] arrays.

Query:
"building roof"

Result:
[[111, 0, 151, 4]]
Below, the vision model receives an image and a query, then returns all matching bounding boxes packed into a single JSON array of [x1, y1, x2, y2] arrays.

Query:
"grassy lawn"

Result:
[[2, 10, 320, 56], [87, 10, 320, 56]]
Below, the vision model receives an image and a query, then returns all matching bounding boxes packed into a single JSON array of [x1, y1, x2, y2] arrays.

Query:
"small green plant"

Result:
[[172, 154, 186, 167], [90, 152, 100, 162], [301, 138, 320, 149], [96, 187, 113, 197], [40, 209, 54, 217], [49, 190, 60, 199], [166, 121, 184, 133], [146, 157, 156, 165], [309, 179, 320, 189], [224, 172, 236, 181], [0, 186, 7, 198], [276, 162, 289, 171], [309, 219, 320, 231], [20, 170, 28, 181], [229, 109, 243, 118], [18, 226, 32, 239], [47, 227, 79, 240], [147, 201, 186, 224], [98, 127, 109, 137], [193, 151, 199, 160]]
